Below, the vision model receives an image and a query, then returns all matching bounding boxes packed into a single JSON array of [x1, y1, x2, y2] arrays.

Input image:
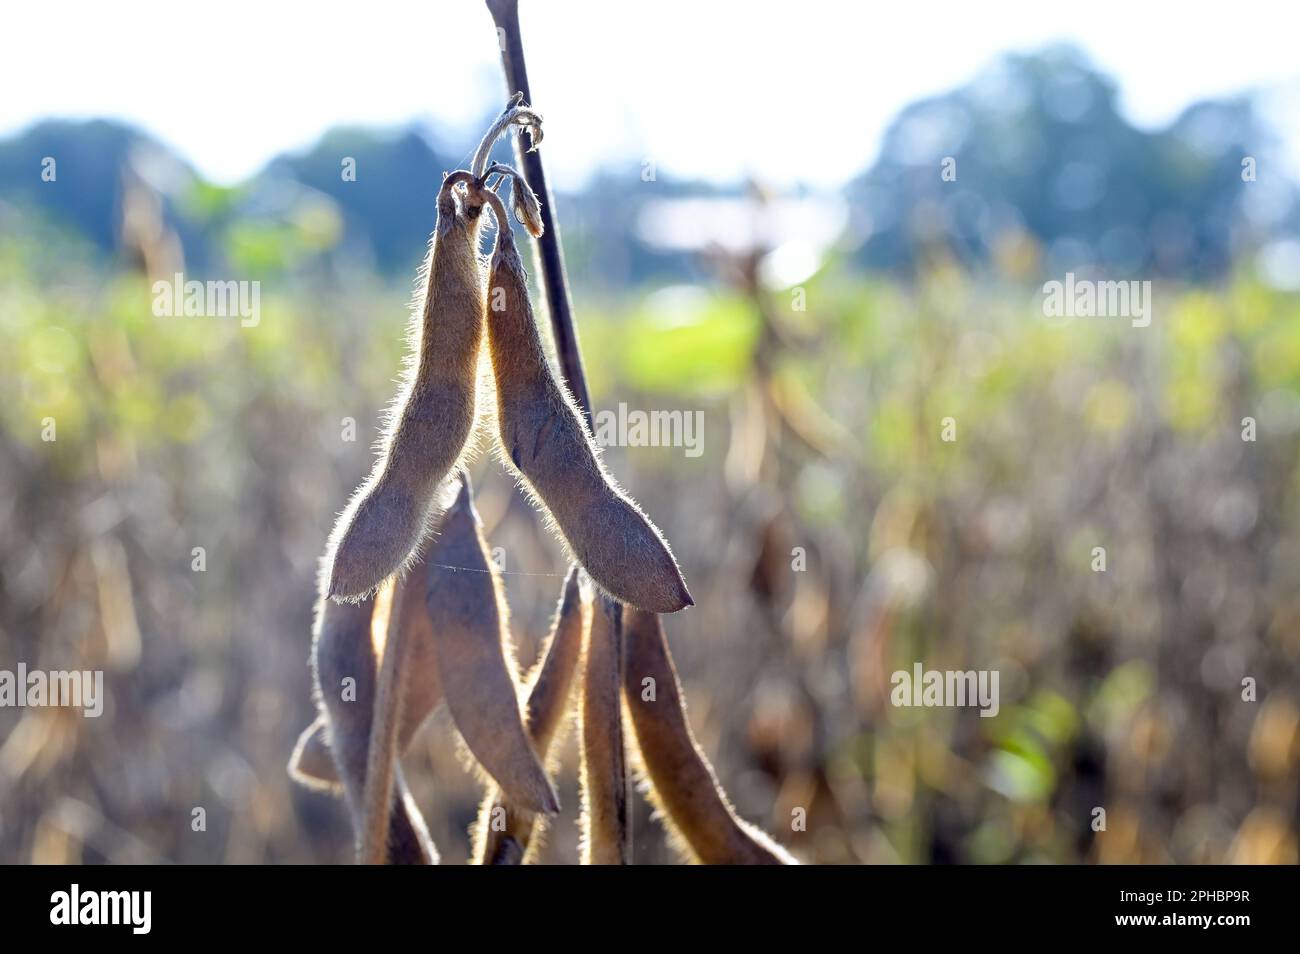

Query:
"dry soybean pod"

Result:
[[325, 97, 537, 600], [309, 583, 437, 864], [472, 564, 590, 864], [325, 170, 487, 603], [479, 186, 692, 614], [622, 608, 796, 865], [294, 565, 445, 794], [578, 594, 630, 865], [357, 524, 460, 865], [425, 469, 559, 816]]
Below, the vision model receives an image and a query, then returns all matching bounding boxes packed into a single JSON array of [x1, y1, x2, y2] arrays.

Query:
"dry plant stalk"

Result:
[[578, 595, 631, 864], [623, 609, 796, 864], [472, 565, 589, 864], [485, 0, 590, 417]]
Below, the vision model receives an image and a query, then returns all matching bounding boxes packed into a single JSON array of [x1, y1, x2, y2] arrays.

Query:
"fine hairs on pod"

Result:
[[477, 184, 693, 615]]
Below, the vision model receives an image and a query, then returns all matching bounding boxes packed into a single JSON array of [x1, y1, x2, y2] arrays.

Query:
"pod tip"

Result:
[[325, 567, 361, 603], [674, 575, 695, 609]]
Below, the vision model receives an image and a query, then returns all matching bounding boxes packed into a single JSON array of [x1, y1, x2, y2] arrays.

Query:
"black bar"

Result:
[[1, 865, 1285, 939]]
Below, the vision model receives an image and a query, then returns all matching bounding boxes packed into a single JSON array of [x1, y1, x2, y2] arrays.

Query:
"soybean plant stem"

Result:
[[485, 0, 631, 864], [484, 0, 593, 431]]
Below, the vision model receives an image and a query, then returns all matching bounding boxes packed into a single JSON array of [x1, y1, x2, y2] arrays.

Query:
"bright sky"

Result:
[[4, 0, 1298, 189]]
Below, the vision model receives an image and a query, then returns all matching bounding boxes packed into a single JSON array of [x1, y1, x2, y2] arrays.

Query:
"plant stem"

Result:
[[485, 0, 593, 430], [484, 0, 629, 863]]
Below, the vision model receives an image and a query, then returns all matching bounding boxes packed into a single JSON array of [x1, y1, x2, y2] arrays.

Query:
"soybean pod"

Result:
[[479, 184, 693, 615], [424, 470, 559, 817]]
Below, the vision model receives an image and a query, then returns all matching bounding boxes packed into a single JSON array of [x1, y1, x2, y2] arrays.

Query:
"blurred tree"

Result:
[[847, 45, 1295, 279]]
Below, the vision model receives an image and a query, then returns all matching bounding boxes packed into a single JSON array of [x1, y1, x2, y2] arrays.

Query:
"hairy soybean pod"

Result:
[[481, 192, 692, 614], [358, 536, 456, 865], [325, 171, 488, 603], [294, 566, 445, 795], [623, 609, 796, 865], [473, 564, 590, 864], [308, 583, 438, 864], [578, 595, 630, 865], [425, 471, 560, 817]]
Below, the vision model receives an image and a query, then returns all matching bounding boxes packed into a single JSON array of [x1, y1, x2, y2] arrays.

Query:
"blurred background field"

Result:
[[1, 37, 1299, 864]]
